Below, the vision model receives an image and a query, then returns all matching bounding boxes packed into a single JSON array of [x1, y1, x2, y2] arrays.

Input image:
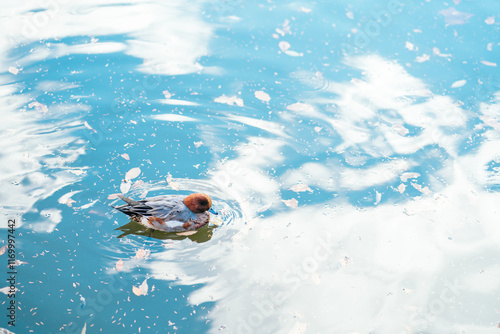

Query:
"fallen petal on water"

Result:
[[115, 259, 124, 271], [132, 285, 142, 296], [135, 249, 150, 260], [125, 167, 141, 180], [289, 183, 313, 193], [0, 246, 8, 256], [177, 231, 197, 236], [120, 181, 131, 194], [282, 198, 298, 208], [255, 90, 271, 103]]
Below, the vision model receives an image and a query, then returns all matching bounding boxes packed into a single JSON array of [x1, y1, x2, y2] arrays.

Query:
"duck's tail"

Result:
[[117, 195, 140, 206], [113, 195, 152, 217]]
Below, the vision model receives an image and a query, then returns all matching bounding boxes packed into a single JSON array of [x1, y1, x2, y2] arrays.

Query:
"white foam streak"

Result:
[[226, 115, 288, 137], [152, 114, 197, 122]]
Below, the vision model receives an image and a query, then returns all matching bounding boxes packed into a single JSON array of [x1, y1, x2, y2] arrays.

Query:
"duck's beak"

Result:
[[208, 207, 218, 215]]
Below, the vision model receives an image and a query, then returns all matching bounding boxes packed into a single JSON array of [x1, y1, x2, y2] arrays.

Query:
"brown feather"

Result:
[[183, 193, 212, 213]]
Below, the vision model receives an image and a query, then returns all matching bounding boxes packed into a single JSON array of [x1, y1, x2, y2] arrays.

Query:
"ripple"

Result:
[[110, 178, 246, 242]]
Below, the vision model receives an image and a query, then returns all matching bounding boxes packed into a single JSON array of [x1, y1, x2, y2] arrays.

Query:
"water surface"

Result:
[[1, 0, 500, 333]]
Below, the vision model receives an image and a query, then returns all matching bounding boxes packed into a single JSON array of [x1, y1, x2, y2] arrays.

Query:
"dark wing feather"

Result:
[[114, 195, 154, 217]]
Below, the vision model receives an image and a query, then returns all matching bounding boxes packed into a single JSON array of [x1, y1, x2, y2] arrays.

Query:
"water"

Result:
[[1, 0, 500, 333]]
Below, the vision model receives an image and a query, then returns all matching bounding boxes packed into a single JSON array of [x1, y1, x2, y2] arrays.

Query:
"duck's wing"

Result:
[[140, 196, 199, 222], [114, 195, 153, 216], [114, 195, 179, 217], [147, 198, 197, 221]]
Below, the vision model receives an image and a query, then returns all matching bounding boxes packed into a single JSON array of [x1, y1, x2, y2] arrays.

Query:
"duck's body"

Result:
[[114, 193, 215, 232]]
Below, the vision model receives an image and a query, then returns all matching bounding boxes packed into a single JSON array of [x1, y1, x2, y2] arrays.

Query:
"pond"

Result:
[[1, 0, 500, 333]]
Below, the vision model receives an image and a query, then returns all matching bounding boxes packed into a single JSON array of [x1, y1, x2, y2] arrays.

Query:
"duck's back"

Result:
[[142, 195, 197, 222]]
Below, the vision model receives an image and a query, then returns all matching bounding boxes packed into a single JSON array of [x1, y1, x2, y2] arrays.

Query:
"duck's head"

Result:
[[183, 193, 213, 214]]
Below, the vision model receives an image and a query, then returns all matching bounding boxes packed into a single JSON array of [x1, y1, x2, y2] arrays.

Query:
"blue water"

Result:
[[2, 0, 500, 333]]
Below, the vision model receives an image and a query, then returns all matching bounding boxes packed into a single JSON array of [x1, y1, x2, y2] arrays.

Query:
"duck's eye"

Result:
[[199, 200, 208, 206]]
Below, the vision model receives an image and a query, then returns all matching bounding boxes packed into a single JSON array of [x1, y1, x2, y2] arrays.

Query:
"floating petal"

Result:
[[125, 167, 141, 180]]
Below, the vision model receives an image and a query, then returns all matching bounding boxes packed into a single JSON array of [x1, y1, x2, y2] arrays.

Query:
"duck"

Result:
[[114, 193, 217, 233]]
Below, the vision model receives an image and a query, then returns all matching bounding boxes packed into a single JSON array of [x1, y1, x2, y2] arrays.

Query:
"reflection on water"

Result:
[[2, 0, 500, 333], [115, 220, 217, 243]]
